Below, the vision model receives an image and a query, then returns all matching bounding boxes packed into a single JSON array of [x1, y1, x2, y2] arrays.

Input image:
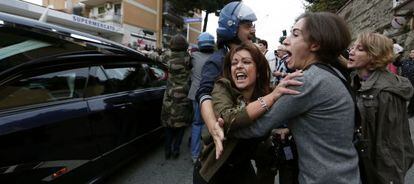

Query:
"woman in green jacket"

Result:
[[161, 34, 193, 159], [348, 32, 414, 184], [194, 43, 302, 183]]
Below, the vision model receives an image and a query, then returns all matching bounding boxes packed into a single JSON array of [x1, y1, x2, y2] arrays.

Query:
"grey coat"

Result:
[[232, 65, 360, 184], [188, 51, 213, 100]]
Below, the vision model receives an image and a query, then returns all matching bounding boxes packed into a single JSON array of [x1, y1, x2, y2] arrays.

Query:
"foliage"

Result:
[[168, 0, 238, 15], [304, 0, 348, 12], [168, 0, 240, 31]]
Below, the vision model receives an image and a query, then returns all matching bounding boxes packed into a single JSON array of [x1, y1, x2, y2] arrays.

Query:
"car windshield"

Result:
[[0, 27, 94, 74]]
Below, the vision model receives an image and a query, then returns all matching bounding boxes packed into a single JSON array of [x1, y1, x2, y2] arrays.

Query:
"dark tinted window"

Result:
[[85, 64, 148, 97], [0, 68, 88, 110], [85, 62, 167, 97], [0, 27, 93, 73], [104, 65, 148, 92], [144, 63, 167, 87]]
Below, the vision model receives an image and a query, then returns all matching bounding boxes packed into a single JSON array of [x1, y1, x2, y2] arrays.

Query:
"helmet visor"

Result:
[[236, 4, 257, 22]]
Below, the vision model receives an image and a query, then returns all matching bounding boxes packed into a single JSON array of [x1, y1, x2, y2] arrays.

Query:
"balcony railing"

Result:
[[81, 0, 120, 7], [90, 12, 122, 24], [162, 1, 183, 24]]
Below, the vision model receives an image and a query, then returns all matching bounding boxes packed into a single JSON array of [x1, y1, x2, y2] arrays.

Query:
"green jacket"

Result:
[[199, 78, 254, 182], [352, 69, 414, 184], [160, 51, 192, 128]]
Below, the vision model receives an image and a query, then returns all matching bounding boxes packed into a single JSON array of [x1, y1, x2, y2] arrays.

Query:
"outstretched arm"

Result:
[[212, 71, 304, 158]]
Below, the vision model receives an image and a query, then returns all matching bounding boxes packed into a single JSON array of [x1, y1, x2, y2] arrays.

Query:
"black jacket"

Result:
[[195, 48, 228, 104]]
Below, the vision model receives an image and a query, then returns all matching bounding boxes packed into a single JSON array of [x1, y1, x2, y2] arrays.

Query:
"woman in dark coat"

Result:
[[348, 32, 414, 184]]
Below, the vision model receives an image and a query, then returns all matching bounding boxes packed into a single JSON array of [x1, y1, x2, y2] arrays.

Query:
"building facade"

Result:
[[337, 0, 414, 57], [46, 0, 202, 49], [1, 0, 201, 50]]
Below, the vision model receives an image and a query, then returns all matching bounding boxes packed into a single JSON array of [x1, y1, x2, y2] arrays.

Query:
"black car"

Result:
[[0, 12, 167, 183]]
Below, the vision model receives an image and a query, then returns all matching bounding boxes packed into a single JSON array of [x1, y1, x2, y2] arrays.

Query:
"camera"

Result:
[[270, 133, 297, 162]]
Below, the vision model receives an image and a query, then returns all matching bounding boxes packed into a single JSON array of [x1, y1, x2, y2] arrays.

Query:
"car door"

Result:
[[137, 62, 167, 132], [0, 66, 98, 182], [86, 64, 138, 153], [85, 60, 167, 155]]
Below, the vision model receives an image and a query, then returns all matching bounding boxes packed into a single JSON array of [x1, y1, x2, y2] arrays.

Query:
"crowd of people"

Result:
[[158, 1, 414, 184]]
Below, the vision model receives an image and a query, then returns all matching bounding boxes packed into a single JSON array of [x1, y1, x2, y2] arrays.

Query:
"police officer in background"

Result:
[[193, 2, 266, 183], [188, 32, 215, 163]]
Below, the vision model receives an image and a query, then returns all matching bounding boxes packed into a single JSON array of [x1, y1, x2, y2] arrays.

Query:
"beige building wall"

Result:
[[189, 22, 202, 45], [123, 2, 156, 32], [133, 0, 156, 10], [42, 0, 80, 10], [123, 0, 163, 47], [156, 0, 162, 48], [189, 28, 199, 45]]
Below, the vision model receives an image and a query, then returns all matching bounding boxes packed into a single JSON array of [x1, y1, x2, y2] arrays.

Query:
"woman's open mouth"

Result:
[[284, 50, 292, 64], [236, 72, 247, 81]]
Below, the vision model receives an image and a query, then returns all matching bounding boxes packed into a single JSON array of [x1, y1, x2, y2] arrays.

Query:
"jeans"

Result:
[[191, 100, 204, 159], [165, 127, 185, 156]]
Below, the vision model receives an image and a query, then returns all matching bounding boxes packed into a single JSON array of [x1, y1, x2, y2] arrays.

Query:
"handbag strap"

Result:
[[313, 63, 362, 129]]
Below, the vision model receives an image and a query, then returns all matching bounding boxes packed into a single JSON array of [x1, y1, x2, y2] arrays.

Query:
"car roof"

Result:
[[0, 11, 141, 56]]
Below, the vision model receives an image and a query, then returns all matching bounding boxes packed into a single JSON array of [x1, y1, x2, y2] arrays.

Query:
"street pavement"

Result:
[[107, 119, 414, 184], [106, 128, 194, 184]]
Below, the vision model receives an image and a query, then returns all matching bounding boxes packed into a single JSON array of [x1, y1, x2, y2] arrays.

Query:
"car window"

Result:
[[85, 61, 167, 98], [144, 63, 168, 87], [0, 27, 93, 74], [0, 39, 51, 60], [0, 68, 88, 110], [104, 65, 149, 92], [85, 64, 148, 97]]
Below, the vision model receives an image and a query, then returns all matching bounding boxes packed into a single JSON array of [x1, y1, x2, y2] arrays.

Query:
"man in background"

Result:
[[188, 32, 215, 163], [258, 39, 277, 84], [273, 45, 291, 85], [395, 49, 414, 116]]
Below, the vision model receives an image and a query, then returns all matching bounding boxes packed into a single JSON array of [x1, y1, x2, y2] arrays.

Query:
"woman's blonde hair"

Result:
[[356, 32, 394, 69]]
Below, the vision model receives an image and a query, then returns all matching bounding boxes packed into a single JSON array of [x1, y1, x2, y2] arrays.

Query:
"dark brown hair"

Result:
[[222, 43, 271, 100], [258, 39, 268, 49], [170, 34, 189, 51], [296, 12, 351, 65]]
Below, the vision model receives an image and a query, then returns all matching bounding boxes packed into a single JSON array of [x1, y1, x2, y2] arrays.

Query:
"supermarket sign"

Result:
[[72, 15, 116, 32]]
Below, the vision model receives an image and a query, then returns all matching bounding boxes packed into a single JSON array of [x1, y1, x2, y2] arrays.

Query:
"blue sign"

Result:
[[184, 17, 202, 23]]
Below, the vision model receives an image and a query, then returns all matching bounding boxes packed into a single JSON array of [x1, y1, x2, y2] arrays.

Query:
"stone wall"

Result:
[[337, 0, 414, 57]]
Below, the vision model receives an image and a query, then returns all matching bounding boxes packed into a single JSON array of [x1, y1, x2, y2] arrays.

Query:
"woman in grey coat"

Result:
[[211, 12, 360, 184]]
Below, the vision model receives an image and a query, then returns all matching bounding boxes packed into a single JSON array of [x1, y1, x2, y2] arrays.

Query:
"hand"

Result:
[[210, 117, 225, 159], [272, 128, 290, 140], [271, 70, 303, 99], [273, 71, 286, 77]]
